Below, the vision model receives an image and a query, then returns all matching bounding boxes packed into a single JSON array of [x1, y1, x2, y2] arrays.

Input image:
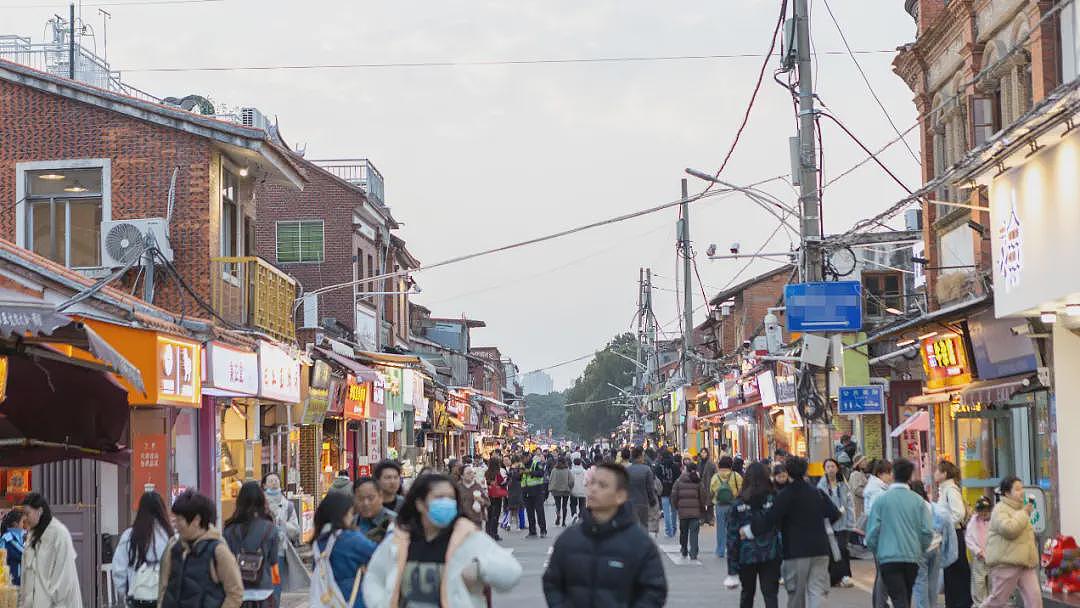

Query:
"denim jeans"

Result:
[[715, 504, 732, 557], [661, 496, 677, 537]]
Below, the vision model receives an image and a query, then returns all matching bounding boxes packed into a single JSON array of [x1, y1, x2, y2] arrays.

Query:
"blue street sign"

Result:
[[784, 281, 863, 332], [838, 385, 885, 415]]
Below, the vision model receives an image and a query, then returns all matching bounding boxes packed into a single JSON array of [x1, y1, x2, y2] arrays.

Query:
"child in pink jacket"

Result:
[[965, 496, 993, 605]]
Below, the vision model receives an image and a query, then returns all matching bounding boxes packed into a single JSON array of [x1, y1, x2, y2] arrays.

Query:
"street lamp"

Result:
[[607, 350, 647, 371]]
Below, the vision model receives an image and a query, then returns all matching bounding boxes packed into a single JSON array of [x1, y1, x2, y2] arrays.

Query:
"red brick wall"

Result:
[[0, 79, 212, 312], [713, 270, 790, 356], [257, 163, 374, 336]]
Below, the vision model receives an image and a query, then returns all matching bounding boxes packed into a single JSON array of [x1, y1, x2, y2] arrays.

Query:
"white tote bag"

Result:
[[309, 531, 363, 608]]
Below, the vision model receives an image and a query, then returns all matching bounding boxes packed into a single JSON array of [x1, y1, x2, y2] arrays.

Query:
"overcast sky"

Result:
[[4, 0, 920, 389]]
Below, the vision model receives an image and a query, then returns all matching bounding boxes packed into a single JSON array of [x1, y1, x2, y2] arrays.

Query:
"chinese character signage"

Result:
[[838, 385, 885, 415], [132, 434, 168, 511], [920, 334, 973, 390], [158, 337, 199, 405], [205, 342, 258, 396], [343, 375, 370, 420], [0, 355, 7, 403], [258, 341, 301, 402], [369, 419, 381, 462], [383, 367, 404, 412]]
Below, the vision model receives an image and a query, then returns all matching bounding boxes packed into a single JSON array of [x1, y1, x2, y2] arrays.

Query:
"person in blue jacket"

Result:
[[311, 492, 378, 607], [0, 509, 25, 585]]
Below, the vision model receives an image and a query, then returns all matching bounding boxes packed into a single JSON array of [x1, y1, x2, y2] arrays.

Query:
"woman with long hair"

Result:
[[263, 472, 300, 601], [309, 492, 377, 608], [362, 473, 522, 607], [112, 491, 174, 607], [223, 481, 279, 605], [0, 508, 25, 586], [19, 492, 82, 607], [818, 457, 856, 588], [725, 462, 782, 608], [935, 460, 973, 608]]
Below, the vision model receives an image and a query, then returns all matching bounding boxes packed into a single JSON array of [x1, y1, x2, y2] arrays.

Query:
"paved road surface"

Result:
[[283, 498, 878, 607]]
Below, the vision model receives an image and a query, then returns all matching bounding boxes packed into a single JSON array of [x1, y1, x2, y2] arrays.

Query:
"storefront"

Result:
[[201, 340, 258, 522]]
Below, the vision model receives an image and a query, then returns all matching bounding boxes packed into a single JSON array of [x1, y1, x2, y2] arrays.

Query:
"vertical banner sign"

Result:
[[0, 355, 7, 403], [369, 419, 382, 462], [132, 434, 169, 510]]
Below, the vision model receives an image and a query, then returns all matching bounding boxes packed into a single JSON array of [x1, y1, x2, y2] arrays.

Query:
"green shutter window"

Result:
[[276, 221, 323, 263]]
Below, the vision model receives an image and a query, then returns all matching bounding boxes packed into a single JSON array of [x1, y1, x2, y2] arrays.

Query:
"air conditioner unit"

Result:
[[240, 107, 272, 132], [100, 218, 174, 268]]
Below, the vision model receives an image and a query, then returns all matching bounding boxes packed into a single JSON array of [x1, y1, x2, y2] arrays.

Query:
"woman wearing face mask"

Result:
[[362, 473, 523, 608]]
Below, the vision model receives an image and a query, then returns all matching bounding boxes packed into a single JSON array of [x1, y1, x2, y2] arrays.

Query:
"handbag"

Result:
[[233, 522, 275, 584]]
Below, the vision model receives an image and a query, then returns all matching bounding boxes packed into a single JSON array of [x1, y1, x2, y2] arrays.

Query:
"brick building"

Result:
[[0, 59, 305, 337], [893, 0, 1061, 309], [695, 264, 794, 359], [259, 157, 418, 350]]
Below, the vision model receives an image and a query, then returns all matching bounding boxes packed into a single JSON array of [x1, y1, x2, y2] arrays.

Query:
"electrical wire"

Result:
[[820, 0, 920, 164], [114, 49, 896, 72], [818, 111, 915, 195], [3, 0, 222, 7], [702, 0, 789, 192]]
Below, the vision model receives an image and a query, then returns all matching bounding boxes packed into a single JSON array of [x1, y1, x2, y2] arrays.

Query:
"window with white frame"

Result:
[[221, 168, 239, 258], [24, 166, 105, 267], [276, 221, 324, 263]]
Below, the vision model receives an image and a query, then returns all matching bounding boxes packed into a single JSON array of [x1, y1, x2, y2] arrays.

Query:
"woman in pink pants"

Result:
[[982, 476, 1041, 608]]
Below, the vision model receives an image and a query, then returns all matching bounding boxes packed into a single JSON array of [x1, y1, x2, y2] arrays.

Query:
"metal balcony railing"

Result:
[[0, 35, 161, 104], [210, 256, 298, 342], [309, 158, 385, 206]]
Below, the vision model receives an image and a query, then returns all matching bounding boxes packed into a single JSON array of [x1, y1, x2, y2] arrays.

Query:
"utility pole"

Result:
[[68, 3, 76, 80], [635, 267, 644, 393], [679, 178, 693, 452], [794, 0, 822, 282], [793, 0, 829, 463]]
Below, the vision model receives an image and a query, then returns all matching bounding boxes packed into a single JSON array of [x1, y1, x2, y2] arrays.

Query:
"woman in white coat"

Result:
[[18, 493, 82, 608], [363, 473, 522, 608]]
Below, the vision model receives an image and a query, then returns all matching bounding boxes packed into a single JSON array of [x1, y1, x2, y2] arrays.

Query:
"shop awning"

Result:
[[354, 349, 421, 366], [891, 410, 930, 437], [447, 416, 465, 429], [846, 295, 991, 350], [0, 301, 72, 337], [315, 348, 381, 382], [0, 347, 130, 465], [478, 395, 510, 418], [905, 393, 953, 407], [959, 375, 1036, 406]]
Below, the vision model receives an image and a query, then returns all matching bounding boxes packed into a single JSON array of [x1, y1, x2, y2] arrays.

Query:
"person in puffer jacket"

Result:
[[726, 462, 783, 607], [670, 462, 709, 561], [982, 476, 1040, 608], [543, 463, 666, 608]]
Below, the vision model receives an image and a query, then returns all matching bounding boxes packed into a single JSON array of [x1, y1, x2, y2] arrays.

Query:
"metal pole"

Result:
[[794, 0, 821, 281], [681, 179, 693, 452], [68, 3, 76, 80]]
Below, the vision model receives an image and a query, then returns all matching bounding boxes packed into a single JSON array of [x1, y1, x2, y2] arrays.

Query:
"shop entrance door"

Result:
[[954, 409, 1013, 493]]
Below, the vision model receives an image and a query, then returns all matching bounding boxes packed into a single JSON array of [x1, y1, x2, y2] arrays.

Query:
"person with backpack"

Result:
[[112, 491, 173, 608], [222, 481, 280, 607], [549, 457, 574, 527], [710, 456, 742, 558], [311, 491, 377, 608], [160, 490, 244, 608], [697, 449, 719, 525], [654, 449, 680, 538], [817, 458, 856, 588], [726, 462, 783, 607]]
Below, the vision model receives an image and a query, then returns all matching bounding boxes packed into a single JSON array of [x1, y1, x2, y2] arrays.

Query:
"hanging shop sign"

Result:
[[724, 372, 740, 407], [301, 360, 332, 425], [204, 342, 258, 396], [369, 418, 382, 462], [433, 400, 449, 432], [383, 367, 404, 412], [705, 386, 720, 413], [920, 334, 973, 390], [343, 375, 370, 420], [370, 374, 386, 420], [326, 377, 346, 416], [258, 341, 301, 402], [968, 309, 1038, 380], [416, 397, 430, 424], [0, 355, 7, 403], [781, 405, 804, 428], [758, 370, 778, 407], [740, 374, 760, 403], [159, 337, 198, 403], [402, 369, 416, 410]]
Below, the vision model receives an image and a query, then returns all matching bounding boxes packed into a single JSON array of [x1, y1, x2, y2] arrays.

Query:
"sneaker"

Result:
[[840, 576, 855, 588], [526, 533, 538, 539], [540, 531, 548, 538], [723, 575, 740, 589]]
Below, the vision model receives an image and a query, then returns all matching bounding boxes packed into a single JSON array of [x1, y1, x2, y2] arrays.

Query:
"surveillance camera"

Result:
[[730, 242, 741, 255], [1010, 324, 1031, 336], [742, 339, 752, 349], [706, 243, 717, 257]]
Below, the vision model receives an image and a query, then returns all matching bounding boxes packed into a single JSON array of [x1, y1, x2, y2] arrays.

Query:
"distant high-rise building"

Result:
[[522, 371, 554, 395]]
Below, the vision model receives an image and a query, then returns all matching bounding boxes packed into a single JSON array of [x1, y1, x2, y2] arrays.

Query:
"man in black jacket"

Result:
[[543, 463, 667, 608], [745, 456, 841, 608]]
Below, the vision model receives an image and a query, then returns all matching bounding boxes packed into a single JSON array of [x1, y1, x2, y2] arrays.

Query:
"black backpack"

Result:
[[656, 464, 676, 493]]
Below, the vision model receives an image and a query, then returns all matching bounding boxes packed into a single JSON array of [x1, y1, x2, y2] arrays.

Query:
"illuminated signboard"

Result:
[[343, 375, 370, 420], [920, 334, 973, 390]]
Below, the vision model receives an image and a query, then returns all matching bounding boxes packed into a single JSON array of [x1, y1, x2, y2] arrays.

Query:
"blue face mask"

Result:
[[265, 488, 282, 497], [426, 497, 458, 528]]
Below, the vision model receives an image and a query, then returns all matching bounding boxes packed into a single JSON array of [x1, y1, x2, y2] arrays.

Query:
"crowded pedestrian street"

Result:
[[2, 0, 1079, 607]]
